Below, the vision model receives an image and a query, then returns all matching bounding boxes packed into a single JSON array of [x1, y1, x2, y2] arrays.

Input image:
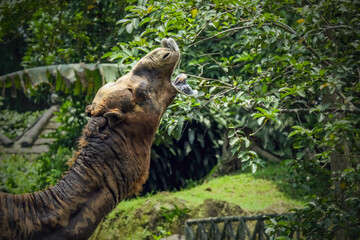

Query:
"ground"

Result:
[[89, 164, 304, 240]]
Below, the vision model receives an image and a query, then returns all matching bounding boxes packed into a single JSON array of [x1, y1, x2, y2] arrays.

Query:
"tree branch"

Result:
[[278, 108, 360, 114], [250, 143, 282, 162]]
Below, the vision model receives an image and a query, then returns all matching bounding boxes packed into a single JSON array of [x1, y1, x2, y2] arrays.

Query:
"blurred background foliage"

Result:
[[0, 0, 359, 238]]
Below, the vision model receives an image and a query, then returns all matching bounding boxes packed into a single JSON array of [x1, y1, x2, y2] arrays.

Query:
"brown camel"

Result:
[[0, 38, 196, 239]]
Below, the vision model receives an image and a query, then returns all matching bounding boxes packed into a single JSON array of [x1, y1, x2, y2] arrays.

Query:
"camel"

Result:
[[0, 38, 196, 239]]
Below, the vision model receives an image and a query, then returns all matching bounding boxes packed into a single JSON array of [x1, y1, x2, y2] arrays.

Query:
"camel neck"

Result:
[[0, 149, 125, 239], [0, 131, 151, 239], [0, 120, 154, 239]]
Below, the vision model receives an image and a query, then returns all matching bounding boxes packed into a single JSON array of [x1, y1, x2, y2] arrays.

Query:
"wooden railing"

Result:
[[184, 214, 300, 240]]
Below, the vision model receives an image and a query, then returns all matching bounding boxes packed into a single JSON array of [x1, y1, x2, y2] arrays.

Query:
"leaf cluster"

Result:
[[104, 0, 360, 237]]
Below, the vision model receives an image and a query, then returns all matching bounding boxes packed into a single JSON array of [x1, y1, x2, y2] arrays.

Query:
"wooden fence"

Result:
[[184, 214, 300, 240]]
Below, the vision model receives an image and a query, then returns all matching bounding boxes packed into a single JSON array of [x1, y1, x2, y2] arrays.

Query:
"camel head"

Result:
[[82, 38, 197, 197], [86, 38, 196, 128]]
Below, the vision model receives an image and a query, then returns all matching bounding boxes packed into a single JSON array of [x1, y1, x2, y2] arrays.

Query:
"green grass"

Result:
[[173, 174, 302, 211], [113, 163, 304, 214]]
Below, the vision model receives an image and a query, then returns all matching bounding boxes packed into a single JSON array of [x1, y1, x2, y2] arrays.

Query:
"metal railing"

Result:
[[184, 214, 300, 240]]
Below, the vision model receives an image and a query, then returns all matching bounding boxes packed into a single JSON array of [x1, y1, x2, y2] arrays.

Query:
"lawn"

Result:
[[91, 163, 304, 240]]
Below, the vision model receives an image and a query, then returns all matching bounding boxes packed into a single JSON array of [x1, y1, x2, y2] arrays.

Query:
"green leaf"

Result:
[[55, 71, 62, 91], [167, 124, 176, 136], [126, 23, 133, 33], [257, 116, 265, 125], [296, 89, 305, 97], [132, 18, 139, 29], [136, 47, 149, 53], [242, 161, 250, 170], [123, 48, 133, 57], [141, 29, 156, 36], [73, 78, 82, 96], [229, 137, 239, 146], [228, 130, 236, 138], [320, 103, 331, 111], [117, 18, 131, 25], [231, 145, 240, 156], [255, 107, 268, 115], [288, 130, 298, 138], [262, 84, 268, 93], [237, 151, 245, 159], [101, 52, 113, 59], [139, 17, 152, 27], [188, 129, 195, 144], [251, 162, 257, 173], [175, 116, 185, 140], [243, 138, 250, 148]]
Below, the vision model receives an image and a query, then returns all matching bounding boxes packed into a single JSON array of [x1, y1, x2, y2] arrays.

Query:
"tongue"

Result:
[[172, 74, 198, 96]]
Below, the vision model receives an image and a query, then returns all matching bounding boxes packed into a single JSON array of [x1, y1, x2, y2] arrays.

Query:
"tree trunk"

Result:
[[213, 128, 281, 177], [323, 92, 350, 240]]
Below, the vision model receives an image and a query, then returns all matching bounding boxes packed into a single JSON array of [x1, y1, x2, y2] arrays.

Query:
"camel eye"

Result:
[[127, 88, 135, 98]]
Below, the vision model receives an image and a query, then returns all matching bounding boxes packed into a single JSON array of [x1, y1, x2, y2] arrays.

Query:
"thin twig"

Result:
[[184, 73, 233, 87], [249, 119, 267, 136], [199, 87, 235, 110], [189, 24, 260, 47], [192, 11, 228, 42]]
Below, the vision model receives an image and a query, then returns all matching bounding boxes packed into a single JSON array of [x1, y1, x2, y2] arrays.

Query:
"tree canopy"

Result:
[[1, 0, 359, 238]]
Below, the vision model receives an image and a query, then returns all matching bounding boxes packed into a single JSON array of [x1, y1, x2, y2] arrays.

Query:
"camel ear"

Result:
[[104, 111, 125, 126], [85, 105, 93, 117]]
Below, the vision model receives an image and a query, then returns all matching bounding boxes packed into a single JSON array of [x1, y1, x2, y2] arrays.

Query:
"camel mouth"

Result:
[[161, 38, 197, 96], [171, 74, 198, 96]]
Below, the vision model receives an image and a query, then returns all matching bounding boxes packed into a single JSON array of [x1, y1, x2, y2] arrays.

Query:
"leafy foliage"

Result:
[[0, 155, 41, 194], [0, 108, 44, 139], [103, 0, 360, 237], [47, 97, 90, 151], [34, 147, 73, 190], [0, 63, 120, 102], [6, 0, 128, 68], [0, 148, 71, 194]]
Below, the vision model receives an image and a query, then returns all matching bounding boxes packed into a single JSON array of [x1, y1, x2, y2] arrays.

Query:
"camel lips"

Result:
[[172, 73, 198, 96]]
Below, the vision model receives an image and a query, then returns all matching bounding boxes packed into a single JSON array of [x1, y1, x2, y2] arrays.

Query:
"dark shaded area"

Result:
[[144, 121, 221, 193], [1, 88, 50, 112], [252, 162, 331, 201], [0, 37, 25, 76]]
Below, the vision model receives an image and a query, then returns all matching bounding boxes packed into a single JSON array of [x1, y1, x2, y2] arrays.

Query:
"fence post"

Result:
[[209, 221, 221, 240], [185, 221, 195, 240], [195, 223, 208, 240]]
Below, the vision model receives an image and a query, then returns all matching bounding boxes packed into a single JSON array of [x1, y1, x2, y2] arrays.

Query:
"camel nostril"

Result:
[[162, 53, 170, 60]]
